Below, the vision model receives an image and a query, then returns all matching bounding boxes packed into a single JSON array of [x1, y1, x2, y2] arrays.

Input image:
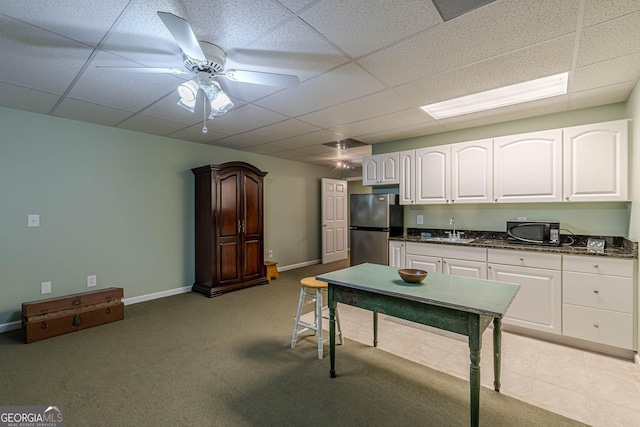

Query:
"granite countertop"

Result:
[[390, 228, 638, 259]]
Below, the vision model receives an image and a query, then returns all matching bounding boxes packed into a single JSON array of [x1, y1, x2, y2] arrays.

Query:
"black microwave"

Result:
[[506, 220, 560, 246]]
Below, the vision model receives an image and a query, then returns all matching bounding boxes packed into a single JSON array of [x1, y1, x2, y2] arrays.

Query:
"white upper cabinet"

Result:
[[398, 150, 416, 205], [493, 129, 563, 203], [451, 139, 493, 204], [362, 153, 400, 185], [415, 145, 451, 204], [563, 120, 629, 202]]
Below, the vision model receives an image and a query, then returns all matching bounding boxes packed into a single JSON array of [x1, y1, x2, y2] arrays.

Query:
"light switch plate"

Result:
[[417, 215, 424, 225]]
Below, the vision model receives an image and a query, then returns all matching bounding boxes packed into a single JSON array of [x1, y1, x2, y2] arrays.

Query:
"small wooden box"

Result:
[[22, 287, 124, 344]]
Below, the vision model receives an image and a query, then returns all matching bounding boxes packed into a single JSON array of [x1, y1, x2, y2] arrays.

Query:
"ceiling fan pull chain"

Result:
[[202, 98, 208, 133]]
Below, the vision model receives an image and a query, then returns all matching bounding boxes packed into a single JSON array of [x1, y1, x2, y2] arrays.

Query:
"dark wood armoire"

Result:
[[191, 162, 269, 297]]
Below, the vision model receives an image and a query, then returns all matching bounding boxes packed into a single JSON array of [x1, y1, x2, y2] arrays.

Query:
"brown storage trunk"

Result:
[[22, 287, 124, 343]]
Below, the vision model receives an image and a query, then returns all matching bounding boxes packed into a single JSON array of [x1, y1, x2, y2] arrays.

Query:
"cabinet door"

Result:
[[443, 258, 487, 279], [494, 129, 562, 203], [389, 241, 405, 268], [241, 171, 264, 282], [563, 120, 628, 202], [398, 150, 415, 205], [379, 152, 400, 185], [217, 171, 242, 285], [451, 139, 493, 204], [405, 253, 442, 273], [488, 263, 561, 334], [415, 145, 450, 204], [361, 155, 378, 185]]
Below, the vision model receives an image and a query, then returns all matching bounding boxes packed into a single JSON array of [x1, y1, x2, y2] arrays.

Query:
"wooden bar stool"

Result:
[[291, 277, 343, 359]]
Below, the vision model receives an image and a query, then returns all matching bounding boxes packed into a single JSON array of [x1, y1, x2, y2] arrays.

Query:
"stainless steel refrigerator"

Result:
[[350, 194, 404, 266]]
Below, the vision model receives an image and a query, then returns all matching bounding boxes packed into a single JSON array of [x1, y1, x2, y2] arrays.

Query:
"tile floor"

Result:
[[300, 304, 640, 426]]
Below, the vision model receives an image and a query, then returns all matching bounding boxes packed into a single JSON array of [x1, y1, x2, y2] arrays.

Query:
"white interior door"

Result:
[[321, 178, 348, 264]]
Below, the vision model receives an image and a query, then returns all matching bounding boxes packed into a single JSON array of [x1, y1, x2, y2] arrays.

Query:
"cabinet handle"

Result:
[[519, 257, 524, 261], [593, 323, 600, 328], [593, 290, 599, 294], [566, 196, 569, 200], [593, 264, 599, 268]]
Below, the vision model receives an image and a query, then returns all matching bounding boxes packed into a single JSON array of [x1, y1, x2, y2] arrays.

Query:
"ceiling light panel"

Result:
[[420, 72, 569, 119]]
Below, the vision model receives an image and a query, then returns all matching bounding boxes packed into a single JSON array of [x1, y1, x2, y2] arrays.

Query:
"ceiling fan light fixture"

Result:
[[177, 79, 199, 102], [202, 81, 234, 117], [177, 97, 196, 112], [420, 72, 569, 119]]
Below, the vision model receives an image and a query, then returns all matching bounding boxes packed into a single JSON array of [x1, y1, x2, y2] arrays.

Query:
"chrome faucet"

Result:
[[449, 217, 456, 239]]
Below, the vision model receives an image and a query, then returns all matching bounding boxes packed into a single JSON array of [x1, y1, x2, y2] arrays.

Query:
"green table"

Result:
[[317, 263, 520, 427]]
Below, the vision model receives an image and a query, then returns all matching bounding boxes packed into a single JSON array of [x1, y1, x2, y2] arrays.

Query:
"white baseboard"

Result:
[[0, 321, 21, 333], [122, 285, 192, 305], [0, 260, 327, 334], [278, 259, 321, 272], [0, 285, 193, 334]]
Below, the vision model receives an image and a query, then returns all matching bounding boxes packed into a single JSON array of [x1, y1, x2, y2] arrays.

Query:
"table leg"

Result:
[[493, 317, 502, 392], [373, 309, 379, 347], [469, 324, 481, 427], [329, 285, 336, 378]]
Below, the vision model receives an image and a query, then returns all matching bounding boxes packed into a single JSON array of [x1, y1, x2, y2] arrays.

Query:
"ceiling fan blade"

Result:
[[157, 11, 206, 62], [222, 69, 300, 88], [96, 66, 191, 75]]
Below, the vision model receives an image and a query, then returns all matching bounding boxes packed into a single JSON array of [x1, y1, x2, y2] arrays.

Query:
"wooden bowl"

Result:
[[398, 269, 428, 284]]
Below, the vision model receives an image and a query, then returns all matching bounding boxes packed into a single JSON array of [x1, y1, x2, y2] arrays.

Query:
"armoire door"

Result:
[[217, 170, 242, 285], [241, 171, 264, 282]]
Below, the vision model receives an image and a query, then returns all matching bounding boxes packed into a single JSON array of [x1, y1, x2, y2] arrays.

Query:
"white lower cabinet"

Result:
[[389, 241, 405, 268], [562, 255, 635, 349], [488, 249, 562, 335], [404, 242, 486, 278]]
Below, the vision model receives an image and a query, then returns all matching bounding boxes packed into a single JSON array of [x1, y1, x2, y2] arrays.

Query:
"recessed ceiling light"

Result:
[[420, 72, 569, 120]]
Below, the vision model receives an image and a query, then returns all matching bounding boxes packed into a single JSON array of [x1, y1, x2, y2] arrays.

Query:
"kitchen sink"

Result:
[[422, 237, 476, 244]]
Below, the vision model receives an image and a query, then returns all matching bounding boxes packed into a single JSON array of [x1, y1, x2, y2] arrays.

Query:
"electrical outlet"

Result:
[[268, 250, 273, 258], [87, 275, 97, 287], [417, 215, 424, 225], [28, 214, 40, 227], [41, 281, 51, 294]]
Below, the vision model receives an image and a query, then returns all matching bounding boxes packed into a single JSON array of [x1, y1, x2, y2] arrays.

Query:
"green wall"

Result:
[[0, 107, 332, 325], [373, 103, 632, 236]]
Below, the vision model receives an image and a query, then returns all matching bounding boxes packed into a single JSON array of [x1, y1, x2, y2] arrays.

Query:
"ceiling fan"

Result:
[[100, 12, 299, 123]]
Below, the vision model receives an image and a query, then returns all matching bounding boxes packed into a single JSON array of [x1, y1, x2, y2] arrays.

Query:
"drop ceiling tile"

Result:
[[52, 98, 133, 126], [270, 129, 348, 149], [298, 90, 408, 128], [0, 15, 94, 95], [569, 82, 634, 110], [99, 0, 190, 68], [573, 53, 640, 92], [167, 125, 228, 144], [199, 103, 288, 135], [582, 0, 640, 27], [276, 0, 316, 13], [225, 19, 349, 83], [331, 108, 431, 137], [300, 0, 441, 58], [359, 0, 579, 86], [69, 51, 184, 112], [255, 62, 387, 116], [117, 114, 188, 136], [394, 35, 574, 106], [577, 12, 640, 67], [0, 0, 131, 46], [184, 0, 292, 51], [240, 119, 321, 143], [0, 82, 61, 115]]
